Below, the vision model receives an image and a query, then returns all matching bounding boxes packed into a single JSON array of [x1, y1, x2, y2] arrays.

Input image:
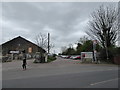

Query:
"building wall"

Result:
[[2, 36, 45, 56]]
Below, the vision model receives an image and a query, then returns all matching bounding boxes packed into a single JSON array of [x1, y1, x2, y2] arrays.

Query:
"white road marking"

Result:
[[90, 78, 119, 86]]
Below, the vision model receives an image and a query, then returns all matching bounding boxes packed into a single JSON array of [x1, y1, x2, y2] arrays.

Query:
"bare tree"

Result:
[[77, 36, 89, 45], [49, 43, 54, 52], [61, 46, 67, 54], [118, 2, 120, 46], [68, 44, 73, 48], [35, 33, 48, 50], [35, 33, 54, 53], [87, 5, 118, 48], [86, 5, 118, 60]]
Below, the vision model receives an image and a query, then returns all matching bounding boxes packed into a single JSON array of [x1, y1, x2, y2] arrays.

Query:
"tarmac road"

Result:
[[2, 57, 119, 88]]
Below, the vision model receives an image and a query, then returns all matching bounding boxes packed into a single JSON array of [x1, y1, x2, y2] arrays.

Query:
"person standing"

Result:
[[22, 50, 27, 70]]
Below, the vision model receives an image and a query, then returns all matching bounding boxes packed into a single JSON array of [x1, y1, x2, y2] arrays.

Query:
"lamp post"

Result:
[[48, 33, 50, 54]]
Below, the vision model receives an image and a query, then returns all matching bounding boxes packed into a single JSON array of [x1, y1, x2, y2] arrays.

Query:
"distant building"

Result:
[[1, 36, 46, 59]]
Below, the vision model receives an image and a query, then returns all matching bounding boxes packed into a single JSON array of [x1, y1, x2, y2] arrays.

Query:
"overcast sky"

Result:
[[1, 2, 118, 54]]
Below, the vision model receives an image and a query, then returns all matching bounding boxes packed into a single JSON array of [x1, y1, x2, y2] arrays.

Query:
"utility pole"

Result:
[[48, 33, 50, 54]]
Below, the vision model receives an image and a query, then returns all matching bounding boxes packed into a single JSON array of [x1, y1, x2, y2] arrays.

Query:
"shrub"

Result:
[[81, 58, 92, 64], [2, 56, 12, 62], [99, 47, 120, 63], [33, 59, 40, 63], [47, 56, 56, 62]]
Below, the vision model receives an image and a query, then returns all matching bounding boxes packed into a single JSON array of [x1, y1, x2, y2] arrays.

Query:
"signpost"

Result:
[[81, 52, 93, 62], [10, 51, 19, 54], [93, 40, 97, 62]]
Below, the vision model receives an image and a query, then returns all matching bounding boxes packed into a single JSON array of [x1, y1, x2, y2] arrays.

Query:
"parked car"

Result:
[[65, 56, 71, 59], [70, 56, 76, 59], [60, 55, 71, 59], [72, 55, 81, 60], [61, 55, 67, 58]]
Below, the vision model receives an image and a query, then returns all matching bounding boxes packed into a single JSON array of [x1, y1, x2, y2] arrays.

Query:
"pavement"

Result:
[[2, 57, 119, 88]]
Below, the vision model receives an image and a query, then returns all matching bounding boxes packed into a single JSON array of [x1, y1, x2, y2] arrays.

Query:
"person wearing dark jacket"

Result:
[[22, 50, 27, 70]]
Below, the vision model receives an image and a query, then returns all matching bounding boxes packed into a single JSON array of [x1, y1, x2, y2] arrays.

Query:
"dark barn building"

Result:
[[1, 36, 46, 59]]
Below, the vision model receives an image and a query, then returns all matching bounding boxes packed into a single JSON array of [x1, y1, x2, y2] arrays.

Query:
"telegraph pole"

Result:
[[48, 33, 50, 54]]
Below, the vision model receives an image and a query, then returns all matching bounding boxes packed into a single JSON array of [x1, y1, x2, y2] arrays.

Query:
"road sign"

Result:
[[10, 51, 19, 54], [81, 52, 93, 58]]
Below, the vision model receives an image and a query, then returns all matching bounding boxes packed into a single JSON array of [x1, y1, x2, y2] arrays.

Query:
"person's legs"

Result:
[[24, 64, 26, 70], [22, 64, 24, 69], [22, 64, 25, 70]]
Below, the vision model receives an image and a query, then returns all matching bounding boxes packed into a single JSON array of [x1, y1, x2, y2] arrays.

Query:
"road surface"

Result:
[[2, 57, 119, 88]]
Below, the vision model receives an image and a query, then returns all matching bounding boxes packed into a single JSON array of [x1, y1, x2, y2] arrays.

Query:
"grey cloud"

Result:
[[1, 2, 118, 53]]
